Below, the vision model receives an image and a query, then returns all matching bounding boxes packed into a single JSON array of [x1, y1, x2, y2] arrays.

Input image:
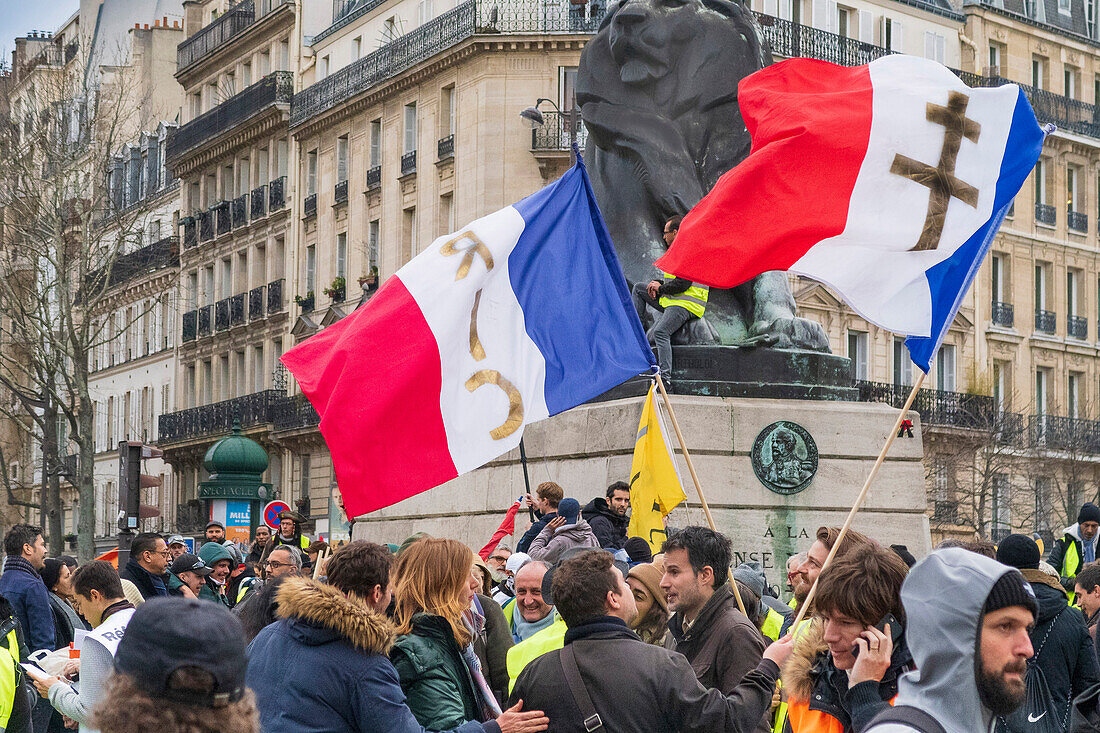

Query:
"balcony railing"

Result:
[[267, 278, 285, 313], [168, 72, 293, 163], [401, 151, 417, 176], [856, 381, 1000, 432], [298, 293, 315, 313], [754, 12, 893, 67], [304, 193, 317, 218], [197, 304, 213, 335], [1035, 203, 1056, 225], [182, 217, 197, 249], [1068, 314, 1088, 340], [269, 176, 286, 210], [248, 185, 265, 219], [158, 389, 284, 444], [249, 286, 265, 320], [334, 180, 348, 205], [1069, 209, 1088, 232], [1034, 309, 1056, 333], [199, 210, 214, 241], [95, 237, 179, 291], [230, 293, 246, 326], [438, 134, 454, 160], [272, 393, 321, 432], [177, 0, 255, 72], [182, 310, 197, 342], [232, 194, 249, 228], [531, 110, 590, 151], [215, 298, 230, 331], [365, 165, 381, 190], [991, 301, 1013, 327], [215, 202, 231, 235], [1030, 414, 1100, 454]]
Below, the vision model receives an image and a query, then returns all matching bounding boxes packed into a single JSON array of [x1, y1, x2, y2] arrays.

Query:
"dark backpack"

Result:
[[998, 612, 1071, 733], [867, 705, 947, 733]]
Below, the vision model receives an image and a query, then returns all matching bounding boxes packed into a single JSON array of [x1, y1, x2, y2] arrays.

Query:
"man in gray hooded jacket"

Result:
[[864, 548, 1038, 733]]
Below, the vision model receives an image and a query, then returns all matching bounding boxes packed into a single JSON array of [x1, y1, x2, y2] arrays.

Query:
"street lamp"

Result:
[[520, 97, 579, 166]]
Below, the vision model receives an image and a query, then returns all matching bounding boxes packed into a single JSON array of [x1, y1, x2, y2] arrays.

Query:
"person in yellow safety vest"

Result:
[[506, 613, 567, 695], [1050, 502, 1100, 604], [0, 599, 30, 733], [630, 216, 708, 382]]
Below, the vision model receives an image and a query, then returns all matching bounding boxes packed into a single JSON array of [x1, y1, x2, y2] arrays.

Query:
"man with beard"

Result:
[[781, 527, 875, 636], [864, 548, 1037, 733], [247, 525, 272, 564], [582, 482, 631, 550], [205, 521, 226, 543], [1051, 503, 1100, 603]]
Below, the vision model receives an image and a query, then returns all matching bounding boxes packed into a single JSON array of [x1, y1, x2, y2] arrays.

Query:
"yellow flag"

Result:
[[627, 385, 686, 553]]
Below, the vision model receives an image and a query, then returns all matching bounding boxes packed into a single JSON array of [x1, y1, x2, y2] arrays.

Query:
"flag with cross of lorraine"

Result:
[[656, 55, 1046, 372]]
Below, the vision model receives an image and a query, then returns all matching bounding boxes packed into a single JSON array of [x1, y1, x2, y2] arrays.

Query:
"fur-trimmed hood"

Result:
[[275, 577, 394, 655], [782, 617, 826, 700]]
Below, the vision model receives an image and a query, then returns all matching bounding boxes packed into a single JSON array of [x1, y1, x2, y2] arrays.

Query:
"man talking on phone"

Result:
[[781, 545, 912, 733]]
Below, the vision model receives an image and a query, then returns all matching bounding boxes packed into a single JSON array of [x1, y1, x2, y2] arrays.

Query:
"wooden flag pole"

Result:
[[788, 369, 928, 632], [654, 373, 749, 617]]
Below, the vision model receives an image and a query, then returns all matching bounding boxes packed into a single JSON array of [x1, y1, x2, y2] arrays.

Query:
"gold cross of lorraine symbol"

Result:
[[889, 91, 982, 252]]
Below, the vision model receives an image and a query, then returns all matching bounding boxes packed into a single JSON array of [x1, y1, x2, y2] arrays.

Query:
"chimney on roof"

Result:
[[173, 20, 179, 28], [143, 23, 149, 29], [134, 23, 140, 29], [163, 16, 168, 26]]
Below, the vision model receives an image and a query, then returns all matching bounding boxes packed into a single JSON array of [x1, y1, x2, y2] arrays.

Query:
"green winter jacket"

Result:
[[390, 613, 482, 730], [196, 543, 233, 608]]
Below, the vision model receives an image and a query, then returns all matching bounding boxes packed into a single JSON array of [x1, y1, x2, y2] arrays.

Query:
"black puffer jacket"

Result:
[[582, 498, 628, 550], [1010, 570, 1100, 730]]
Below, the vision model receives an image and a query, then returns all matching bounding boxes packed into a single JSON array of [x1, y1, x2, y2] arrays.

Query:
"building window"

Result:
[[1069, 372, 1082, 418], [936, 344, 956, 392], [307, 150, 317, 196], [353, 36, 362, 59], [988, 43, 1001, 74], [1068, 165, 1080, 213], [560, 67, 578, 111], [993, 361, 1007, 412], [1066, 67, 1079, 97], [1067, 268, 1079, 318], [402, 207, 417, 265], [892, 337, 912, 387], [368, 220, 380, 274], [336, 233, 347, 279], [992, 474, 1011, 539], [404, 103, 417, 154], [1060, 0, 1072, 13], [1033, 56, 1047, 89], [306, 245, 316, 293], [847, 329, 868, 380], [337, 135, 349, 183], [439, 193, 454, 237], [319, 55, 329, 79], [440, 85, 455, 137], [923, 32, 945, 64], [300, 454, 311, 503], [991, 253, 1006, 305], [370, 119, 382, 167], [1036, 368, 1049, 416], [418, 0, 434, 25]]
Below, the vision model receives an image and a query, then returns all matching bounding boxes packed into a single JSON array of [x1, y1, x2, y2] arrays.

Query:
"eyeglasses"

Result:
[[263, 560, 291, 570]]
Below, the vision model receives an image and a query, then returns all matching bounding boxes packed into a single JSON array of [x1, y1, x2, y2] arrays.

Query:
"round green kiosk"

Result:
[[199, 420, 272, 544]]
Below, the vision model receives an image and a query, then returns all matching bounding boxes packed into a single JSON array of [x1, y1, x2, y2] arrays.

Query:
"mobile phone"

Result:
[[19, 663, 49, 683], [851, 613, 902, 659]]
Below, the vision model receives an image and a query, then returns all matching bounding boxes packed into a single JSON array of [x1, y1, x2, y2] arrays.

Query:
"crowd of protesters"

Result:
[[6, 492, 1100, 731]]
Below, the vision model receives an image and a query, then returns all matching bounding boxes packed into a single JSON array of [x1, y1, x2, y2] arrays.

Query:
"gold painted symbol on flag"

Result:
[[466, 370, 524, 439], [441, 231, 494, 280], [890, 91, 982, 252]]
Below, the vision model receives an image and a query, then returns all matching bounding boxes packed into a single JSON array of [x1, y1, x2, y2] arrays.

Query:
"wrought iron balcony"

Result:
[[97, 237, 179, 290], [304, 193, 317, 219], [1068, 209, 1088, 233], [1069, 314, 1088, 340], [199, 210, 214, 241], [251, 184, 267, 218], [531, 111, 590, 151], [753, 12, 892, 67], [269, 176, 286, 210], [272, 393, 321, 432], [168, 72, 293, 164], [215, 298, 230, 331], [232, 194, 249, 228], [182, 310, 197, 342], [1035, 309, 1056, 333], [249, 286, 265, 320], [438, 134, 454, 160], [932, 500, 960, 525], [267, 278, 284, 313], [215, 202, 231, 235], [1030, 414, 1100, 454], [298, 292, 315, 313], [991, 301, 1013, 327], [177, 0, 255, 72], [856, 381, 1000, 432], [229, 293, 246, 326], [1035, 203, 1056, 226], [197, 304, 213, 335], [365, 165, 381, 190], [334, 180, 348, 205], [158, 389, 285, 444], [182, 217, 197, 249], [401, 151, 417, 176]]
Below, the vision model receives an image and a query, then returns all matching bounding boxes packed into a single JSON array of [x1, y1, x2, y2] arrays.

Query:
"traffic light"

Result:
[[118, 441, 164, 531]]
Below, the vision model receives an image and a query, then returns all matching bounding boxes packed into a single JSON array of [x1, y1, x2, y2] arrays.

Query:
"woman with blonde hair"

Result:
[[392, 539, 545, 732]]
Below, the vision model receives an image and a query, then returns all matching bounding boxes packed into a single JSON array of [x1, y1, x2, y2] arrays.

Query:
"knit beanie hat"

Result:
[[1080, 503, 1100, 525], [628, 562, 668, 613], [623, 537, 653, 565], [982, 570, 1038, 618], [995, 534, 1041, 570], [733, 562, 766, 600]]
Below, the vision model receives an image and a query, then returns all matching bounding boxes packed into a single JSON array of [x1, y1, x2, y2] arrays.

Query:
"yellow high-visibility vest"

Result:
[[762, 608, 786, 643], [506, 616, 568, 694], [1065, 540, 1081, 604], [0, 619, 21, 731], [658, 273, 708, 318]]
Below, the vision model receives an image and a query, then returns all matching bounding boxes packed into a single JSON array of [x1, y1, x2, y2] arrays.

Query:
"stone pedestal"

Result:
[[352, 394, 932, 579]]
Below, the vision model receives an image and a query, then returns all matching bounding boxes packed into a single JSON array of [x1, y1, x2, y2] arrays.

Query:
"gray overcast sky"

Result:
[[0, 0, 81, 66]]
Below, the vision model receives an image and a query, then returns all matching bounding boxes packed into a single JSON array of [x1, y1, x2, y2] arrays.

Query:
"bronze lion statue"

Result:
[[577, 0, 830, 350]]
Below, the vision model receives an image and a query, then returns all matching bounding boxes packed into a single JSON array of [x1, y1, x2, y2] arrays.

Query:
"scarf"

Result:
[[511, 600, 556, 643], [1086, 532, 1097, 564], [462, 604, 503, 720], [2, 555, 40, 578]]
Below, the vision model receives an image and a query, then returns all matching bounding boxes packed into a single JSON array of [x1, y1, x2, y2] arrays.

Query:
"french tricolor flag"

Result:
[[282, 160, 654, 517], [657, 55, 1046, 372]]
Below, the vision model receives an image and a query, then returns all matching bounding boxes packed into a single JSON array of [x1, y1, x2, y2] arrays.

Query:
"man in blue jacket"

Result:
[[246, 540, 548, 733], [0, 524, 52, 732]]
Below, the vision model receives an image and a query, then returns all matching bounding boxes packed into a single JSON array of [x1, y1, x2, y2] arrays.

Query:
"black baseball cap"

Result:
[[114, 598, 247, 708], [170, 553, 212, 577]]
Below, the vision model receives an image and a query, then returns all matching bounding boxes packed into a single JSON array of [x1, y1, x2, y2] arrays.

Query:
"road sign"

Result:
[[263, 500, 292, 530]]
